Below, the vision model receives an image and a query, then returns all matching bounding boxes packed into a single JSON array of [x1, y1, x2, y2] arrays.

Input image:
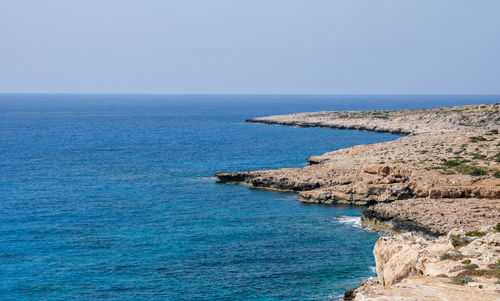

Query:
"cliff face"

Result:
[[362, 198, 500, 237], [215, 103, 500, 299], [349, 226, 500, 300]]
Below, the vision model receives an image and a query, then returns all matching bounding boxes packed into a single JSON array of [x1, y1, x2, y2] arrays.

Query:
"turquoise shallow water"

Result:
[[1, 94, 499, 300]]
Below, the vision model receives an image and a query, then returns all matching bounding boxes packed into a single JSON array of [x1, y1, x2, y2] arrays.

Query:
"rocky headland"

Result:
[[215, 103, 500, 300]]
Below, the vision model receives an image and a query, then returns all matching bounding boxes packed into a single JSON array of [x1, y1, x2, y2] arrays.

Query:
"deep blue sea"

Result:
[[1, 94, 499, 300]]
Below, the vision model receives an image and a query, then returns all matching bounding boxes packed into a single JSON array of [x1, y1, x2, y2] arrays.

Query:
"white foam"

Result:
[[337, 216, 362, 229], [191, 176, 217, 182], [327, 294, 344, 301]]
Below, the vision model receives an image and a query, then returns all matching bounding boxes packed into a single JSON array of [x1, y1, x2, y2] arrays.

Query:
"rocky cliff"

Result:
[[348, 226, 500, 300], [215, 103, 500, 300]]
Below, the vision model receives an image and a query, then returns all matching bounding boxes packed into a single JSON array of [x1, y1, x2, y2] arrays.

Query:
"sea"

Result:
[[1, 94, 498, 300]]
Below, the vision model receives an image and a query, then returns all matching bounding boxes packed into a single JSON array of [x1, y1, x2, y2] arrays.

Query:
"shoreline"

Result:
[[216, 103, 500, 300], [245, 118, 413, 135]]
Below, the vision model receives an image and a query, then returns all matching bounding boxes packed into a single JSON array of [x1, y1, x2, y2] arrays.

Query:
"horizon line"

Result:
[[1, 92, 500, 97]]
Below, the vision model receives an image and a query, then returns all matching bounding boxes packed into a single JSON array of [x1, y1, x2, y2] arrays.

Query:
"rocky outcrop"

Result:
[[246, 103, 500, 135], [215, 172, 253, 184], [362, 198, 500, 237], [246, 118, 413, 135], [349, 226, 500, 300], [216, 103, 500, 299]]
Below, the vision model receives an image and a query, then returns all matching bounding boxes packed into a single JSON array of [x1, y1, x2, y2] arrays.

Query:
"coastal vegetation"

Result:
[[439, 159, 488, 176], [495, 223, 500, 232], [465, 230, 487, 237], [469, 136, 487, 142], [451, 234, 470, 248]]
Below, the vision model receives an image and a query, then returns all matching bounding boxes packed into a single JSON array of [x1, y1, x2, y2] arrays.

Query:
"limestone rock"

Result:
[[216, 104, 500, 300], [355, 228, 500, 300]]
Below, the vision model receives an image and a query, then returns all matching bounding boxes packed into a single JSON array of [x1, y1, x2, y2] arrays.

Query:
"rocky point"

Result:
[[216, 103, 500, 300]]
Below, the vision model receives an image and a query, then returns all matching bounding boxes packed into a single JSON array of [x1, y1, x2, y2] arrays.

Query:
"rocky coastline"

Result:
[[216, 103, 500, 300]]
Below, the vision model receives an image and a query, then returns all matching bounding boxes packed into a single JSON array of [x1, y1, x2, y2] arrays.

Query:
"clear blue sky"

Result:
[[1, 0, 499, 94]]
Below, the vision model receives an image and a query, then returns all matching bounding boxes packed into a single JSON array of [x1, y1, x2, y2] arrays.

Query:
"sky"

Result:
[[1, 0, 500, 95]]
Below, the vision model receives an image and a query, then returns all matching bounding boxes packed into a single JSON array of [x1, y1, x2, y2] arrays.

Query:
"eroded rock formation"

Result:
[[215, 103, 500, 299], [349, 226, 500, 300]]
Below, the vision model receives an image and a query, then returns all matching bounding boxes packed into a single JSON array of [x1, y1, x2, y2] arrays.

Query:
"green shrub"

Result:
[[441, 254, 451, 261], [451, 276, 474, 285], [470, 269, 500, 279], [486, 129, 498, 135], [464, 264, 479, 270], [451, 235, 470, 248], [494, 152, 500, 163], [469, 136, 487, 142], [472, 153, 486, 160], [494, 170, 500, 178], [494, 223, 500, 232], [442, 159, 467, 167], [465, 231, 487, 237], [455, 165, 488, 176], [440, 251, 463, 261]]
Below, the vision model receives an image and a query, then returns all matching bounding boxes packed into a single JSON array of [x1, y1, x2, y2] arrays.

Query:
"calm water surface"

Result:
[[1, 94, 498, 300]]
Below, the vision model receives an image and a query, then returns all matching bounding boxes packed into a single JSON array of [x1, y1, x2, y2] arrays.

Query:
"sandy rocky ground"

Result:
[[216, 103, 500, 300]]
